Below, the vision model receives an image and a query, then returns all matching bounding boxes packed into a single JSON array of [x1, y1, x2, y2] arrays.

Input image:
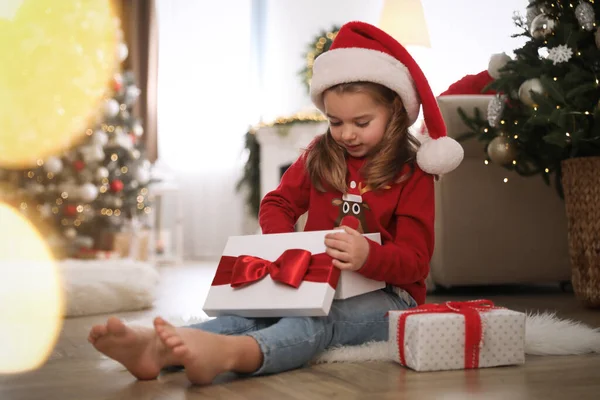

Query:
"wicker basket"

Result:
[[561, 157, 600, 308]]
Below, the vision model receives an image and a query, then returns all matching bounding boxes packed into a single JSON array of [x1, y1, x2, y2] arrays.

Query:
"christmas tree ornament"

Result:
[[43, 157, 63, 174], [529, 14, 556, 40], [487, 94, 506, 127], [487, 135, 517, 166], [125, 85, 141, 104], [92, 130, 109, 146], [78, 183, 99, 202], [119, 109, 131, 120], [130, 149, 141, 160], [118, 42, 129, 62], [64, 227, 77, 239], [80, 145, 105, 164], [96, 167, 109, 180], [134, 167, 151, 184], [132, 122, 144, 137], [110, 179, 124, 193], [104, 99, 120, 118], [518, 78, 545, 106], [64, 204, 78, 217], [575, 1, 595, 31], [73, 160, 86, 172], [547, 44, 573, 65], [113, 74, 123, 92]]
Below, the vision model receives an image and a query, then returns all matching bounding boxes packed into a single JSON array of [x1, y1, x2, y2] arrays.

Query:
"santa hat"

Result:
[[310, 21, 463, 175]]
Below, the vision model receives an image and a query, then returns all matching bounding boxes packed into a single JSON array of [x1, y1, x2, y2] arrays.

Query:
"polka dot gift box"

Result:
[[388, 300, 526, 372]]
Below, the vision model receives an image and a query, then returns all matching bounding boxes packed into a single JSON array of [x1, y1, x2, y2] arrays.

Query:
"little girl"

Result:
[[88, 21, 463, 385]]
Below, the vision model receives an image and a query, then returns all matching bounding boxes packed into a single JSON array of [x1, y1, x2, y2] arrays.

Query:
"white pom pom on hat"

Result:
[[309, 21, 463, 175], [488, 52, 512, 79]]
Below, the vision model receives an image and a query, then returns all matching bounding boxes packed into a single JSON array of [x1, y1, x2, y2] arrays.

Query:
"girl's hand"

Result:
[[324, 226, 369, 271]]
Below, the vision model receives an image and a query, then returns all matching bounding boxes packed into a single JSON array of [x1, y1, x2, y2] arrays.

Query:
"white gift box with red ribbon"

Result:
[[388, 300, 526, 372], [202, 230, 385, 318]]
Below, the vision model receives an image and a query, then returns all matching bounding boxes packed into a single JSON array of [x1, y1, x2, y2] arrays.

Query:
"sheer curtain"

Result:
[[155, 0, 255, 259]]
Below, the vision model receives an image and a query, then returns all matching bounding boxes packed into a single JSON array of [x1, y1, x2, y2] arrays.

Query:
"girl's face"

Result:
[[323, 90, 391, 158]]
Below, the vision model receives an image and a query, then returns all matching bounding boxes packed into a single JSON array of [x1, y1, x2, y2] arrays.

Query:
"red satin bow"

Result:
[[395, 299, 499, 369], [211, 249, 339, 289]]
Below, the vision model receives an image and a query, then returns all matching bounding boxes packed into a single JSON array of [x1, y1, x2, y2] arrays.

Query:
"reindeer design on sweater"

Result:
[[332, 182, 389, 233]]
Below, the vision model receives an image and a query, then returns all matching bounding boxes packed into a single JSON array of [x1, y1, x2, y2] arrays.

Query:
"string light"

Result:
[[514, 134, 519, 139], [500, 120, 506, 125], [61, 192, 69, 199], [114, 209, 121, 216], [566, 132, 571, 137], [514, 120, 518, 125], [545, 168, 550, 173], [585, 111, 590, 115], [36, 159, 44, 166], [74, 220, 81, 227], [483, 128, 489, 133], [533, 106, 538, 111], [27, 171, 34, 178], [20, 202, 28, 210], [76, 205, 83, 213], [111, 154, 118, 161], [121, 166, 128, 173], [512, 160, 517, 165], [553, 77, 558, 81], [556, 105, 561, 109], [56, 199, 63, 205], [484, 160, 489, 165], [503, 178, 509, 183]]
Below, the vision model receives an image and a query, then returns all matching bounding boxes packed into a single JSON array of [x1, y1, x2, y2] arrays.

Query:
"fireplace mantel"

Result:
[[255, 122, 328, 201]]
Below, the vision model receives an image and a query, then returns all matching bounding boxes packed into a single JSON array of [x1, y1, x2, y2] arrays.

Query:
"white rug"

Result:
[[59, 259, 159, 317], [123, 311, 600, 364]]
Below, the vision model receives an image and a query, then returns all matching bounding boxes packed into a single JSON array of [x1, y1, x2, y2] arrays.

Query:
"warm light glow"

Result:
[[378, 0, 431, 47], [484, 160, 489, 165], [503, 178, 508, 183], [0, 0, 119, 168], [0, 203, 64, 374]]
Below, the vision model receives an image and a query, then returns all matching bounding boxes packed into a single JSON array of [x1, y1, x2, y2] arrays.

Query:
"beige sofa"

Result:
[[429, 95, 571, 288]]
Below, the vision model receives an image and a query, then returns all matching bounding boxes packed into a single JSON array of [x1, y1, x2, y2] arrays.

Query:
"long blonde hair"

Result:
[[305, 82, 420, 193]]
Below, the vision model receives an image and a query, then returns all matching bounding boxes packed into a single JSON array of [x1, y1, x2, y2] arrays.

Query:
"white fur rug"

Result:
[[59, 259, 159, 317], [123, 311, 600, 364]]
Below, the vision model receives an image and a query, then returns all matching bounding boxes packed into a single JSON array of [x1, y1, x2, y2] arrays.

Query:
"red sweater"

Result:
[[258, 147, 435, 305]]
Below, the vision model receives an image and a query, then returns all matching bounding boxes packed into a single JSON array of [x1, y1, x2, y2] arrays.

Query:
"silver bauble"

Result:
[[96, 166, 109, 180], [487, 136, 518, 166], [530, 14, 556, 40], [79, 183, 99, 202], [518, 78, 545, 106], [104, 99, 120, 118], [64, 227, 77, 239], [92, 130, 109, 146], [44, 156, 63, 174]]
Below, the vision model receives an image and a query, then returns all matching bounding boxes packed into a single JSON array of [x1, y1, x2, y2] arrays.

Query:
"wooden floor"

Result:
[[2, 263, 600, 400]]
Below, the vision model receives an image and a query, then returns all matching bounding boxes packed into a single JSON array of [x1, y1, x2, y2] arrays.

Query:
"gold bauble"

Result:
[[518, 78, 545, 107], [487, 135, 517, 166], [0, 0, 119, 169]]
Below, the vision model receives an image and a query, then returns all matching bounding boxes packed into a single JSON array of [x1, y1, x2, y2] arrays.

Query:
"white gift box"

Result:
[[202, 230, 385, 317], [388, 304, 526, 372]]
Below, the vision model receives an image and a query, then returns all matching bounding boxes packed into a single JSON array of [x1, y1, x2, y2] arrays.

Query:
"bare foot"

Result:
[[88, 317, 171, 380], [154, 317, 236, 385]]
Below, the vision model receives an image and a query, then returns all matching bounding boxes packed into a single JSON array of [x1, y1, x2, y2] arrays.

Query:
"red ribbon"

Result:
[[211, 249, 339, 289], [396, 299, 500, 369]]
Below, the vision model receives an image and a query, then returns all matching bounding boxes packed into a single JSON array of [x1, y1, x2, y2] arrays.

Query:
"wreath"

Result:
[[298, 25, 340, 93]]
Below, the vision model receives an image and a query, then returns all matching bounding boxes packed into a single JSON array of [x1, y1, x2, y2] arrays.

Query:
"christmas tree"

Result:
[[0, 62, 153, 259], [458, 0, 600, 196]]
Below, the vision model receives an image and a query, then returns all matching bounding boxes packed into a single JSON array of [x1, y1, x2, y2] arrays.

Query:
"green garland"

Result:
[[298, 25, 340, 93], [236, 113, 327, 217]]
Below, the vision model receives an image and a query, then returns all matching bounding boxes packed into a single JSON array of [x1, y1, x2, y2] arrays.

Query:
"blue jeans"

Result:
[[187, 286, 417, 375]]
